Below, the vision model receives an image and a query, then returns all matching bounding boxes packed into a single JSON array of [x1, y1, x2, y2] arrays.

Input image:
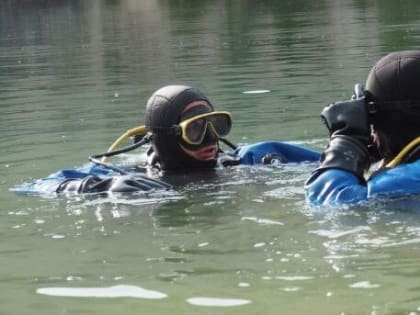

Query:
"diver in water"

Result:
[[142, 85, 233, 171], [15, 85, 320, 195], [305, 50, 420, 205]]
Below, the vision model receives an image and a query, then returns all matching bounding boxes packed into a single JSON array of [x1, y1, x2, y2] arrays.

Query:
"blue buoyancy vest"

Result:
[[13, 141, 320, 196], [305, 138, 420, 206]]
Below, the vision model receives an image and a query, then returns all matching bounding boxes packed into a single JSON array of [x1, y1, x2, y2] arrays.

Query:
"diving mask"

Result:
[[177, 111, 232, 145]]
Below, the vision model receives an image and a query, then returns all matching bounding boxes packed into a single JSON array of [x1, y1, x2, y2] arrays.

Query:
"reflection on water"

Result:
[[37, 284, 168, 299], [186, 297, 252, 307], [3, 0, 420, 314]]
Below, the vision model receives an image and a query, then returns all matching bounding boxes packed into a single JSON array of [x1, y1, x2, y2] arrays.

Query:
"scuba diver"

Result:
[[305, 50, 420, 205], [14, 85, 320, 195]]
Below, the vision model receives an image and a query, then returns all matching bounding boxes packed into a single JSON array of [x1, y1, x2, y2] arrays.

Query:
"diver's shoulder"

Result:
[[368, 159, 420, 198]]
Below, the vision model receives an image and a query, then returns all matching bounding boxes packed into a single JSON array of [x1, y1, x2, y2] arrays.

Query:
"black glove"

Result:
[[316, 97, 371, 179], [57, 174, 171, 194], [321, 97, 370, 143]]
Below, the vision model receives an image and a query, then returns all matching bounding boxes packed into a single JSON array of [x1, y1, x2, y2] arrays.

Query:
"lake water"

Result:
[[2, 0, 420, 314]]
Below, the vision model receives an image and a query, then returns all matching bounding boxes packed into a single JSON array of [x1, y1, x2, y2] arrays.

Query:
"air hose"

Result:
[[89, 133, 152, 175]]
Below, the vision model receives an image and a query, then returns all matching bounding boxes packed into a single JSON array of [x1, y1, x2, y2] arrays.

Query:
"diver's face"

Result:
[[371, 128, 388, 162], [179, 101, 219, 161]]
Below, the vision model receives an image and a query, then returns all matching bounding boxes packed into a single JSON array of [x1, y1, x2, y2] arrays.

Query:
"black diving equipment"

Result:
[[88, 132, 152, 174], [57, 172, 172, 193], [308, 84, 373, 180], [324, 84, 420, 168], [87, 129, 172, 190], [176, 111, 232, 145], [322, 83, 420, 133], [321, 84, 371, 141], [348, 83, 420, 117]]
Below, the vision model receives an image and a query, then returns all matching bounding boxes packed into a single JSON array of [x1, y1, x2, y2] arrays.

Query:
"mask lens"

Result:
[[208, 113, 231, 137], [185, 118, 207, 144]]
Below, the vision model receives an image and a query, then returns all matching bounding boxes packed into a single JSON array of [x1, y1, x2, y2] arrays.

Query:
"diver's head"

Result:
[[144, 85, 232, 171], [365, 50, 420, 161]]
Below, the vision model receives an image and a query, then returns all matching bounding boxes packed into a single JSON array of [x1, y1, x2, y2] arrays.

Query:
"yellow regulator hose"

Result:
[[101, 125, 146, 162], [386, 136, 420, 168]]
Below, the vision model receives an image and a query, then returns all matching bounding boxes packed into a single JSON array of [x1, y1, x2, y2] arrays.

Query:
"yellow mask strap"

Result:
[[179, 111, 231, 127]]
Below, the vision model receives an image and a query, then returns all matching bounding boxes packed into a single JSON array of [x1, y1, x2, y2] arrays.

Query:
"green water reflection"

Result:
[[2, 0, 420, 314]]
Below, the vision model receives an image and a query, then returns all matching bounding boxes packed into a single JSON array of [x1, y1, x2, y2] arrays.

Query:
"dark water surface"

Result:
[[3, 1, 420, 314]]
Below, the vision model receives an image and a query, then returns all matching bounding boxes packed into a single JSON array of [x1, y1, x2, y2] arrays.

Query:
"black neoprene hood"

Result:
[[145, 85, 212, 128], [366, 50, 420, 104], [144, 85, 218, 171], [365, 51, 420, 160]]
